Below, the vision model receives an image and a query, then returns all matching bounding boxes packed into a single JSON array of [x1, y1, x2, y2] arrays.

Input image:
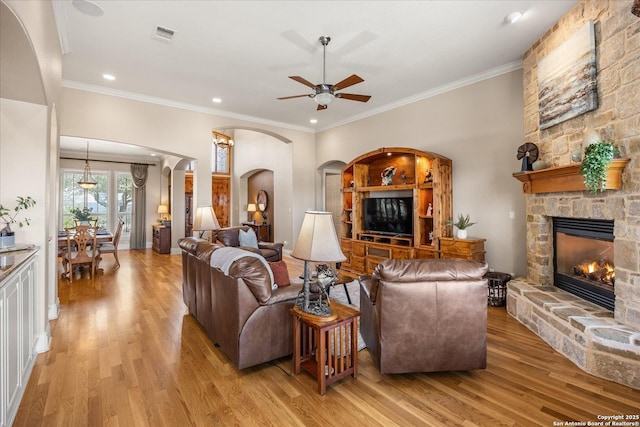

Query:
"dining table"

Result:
[[58, 229, 114, 274]]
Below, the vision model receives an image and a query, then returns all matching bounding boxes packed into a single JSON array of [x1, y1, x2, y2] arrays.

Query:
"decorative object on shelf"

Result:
[[381, 166, 396, 186], [517, 142, 539, 172], [157, 204, 169, 223], [71, 206, 93, 224], [447, 214, 476, 239], [291, 211, 346, 319], [0, 196, 36, 248], [571, 145, 583, 163], [277, 35, 371, 111], [78, 141, 97, 189], [257, 190, 268, 224], [247, 203, 257, 223], [532, 159, 548, 171], [193, 206, 220, 240], [212, 130, 234, 148], [426, 203, 433, 217], [349, 180, 354, 188], [401, 170, 407, 184], [537, 21, 597, 130], [424, 168, 433, 183], [580, 140, 620, 194]]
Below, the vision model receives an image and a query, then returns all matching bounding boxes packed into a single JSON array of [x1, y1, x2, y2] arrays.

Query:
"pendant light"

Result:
[[78, 141, 97, 189]]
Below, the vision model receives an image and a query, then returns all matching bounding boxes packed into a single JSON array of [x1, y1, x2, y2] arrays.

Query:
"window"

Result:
[[61, 170, 133, 236], [62, 171, 109, 228], [212, 144, 231, 174], [116, 173, 133, 235]]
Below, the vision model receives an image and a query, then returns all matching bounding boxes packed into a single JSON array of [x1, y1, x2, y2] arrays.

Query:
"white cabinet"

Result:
[[0, 249, 38, 427]]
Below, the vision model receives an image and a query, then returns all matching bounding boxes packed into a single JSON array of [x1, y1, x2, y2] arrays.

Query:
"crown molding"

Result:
[[51, 0, 72, 54], [61, 80, 315, 134], [316, 60, 524, 132]]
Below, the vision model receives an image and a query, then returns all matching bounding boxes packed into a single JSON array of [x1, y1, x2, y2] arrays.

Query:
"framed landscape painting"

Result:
[[537, 20, 597, 130]]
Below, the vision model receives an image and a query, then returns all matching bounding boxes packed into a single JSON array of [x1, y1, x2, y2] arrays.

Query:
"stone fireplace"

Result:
[[506, 0, 640, 390]]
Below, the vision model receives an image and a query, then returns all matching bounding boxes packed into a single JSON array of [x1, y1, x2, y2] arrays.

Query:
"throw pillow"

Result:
[[269, 260, 291, 287], [238, 228, 259, 249]]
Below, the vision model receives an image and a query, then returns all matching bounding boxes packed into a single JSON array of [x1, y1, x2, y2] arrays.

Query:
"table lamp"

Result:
[[157, 204, 169, 222], [193, 206, 220, 241], [247, 203, 257, 223], [291, 211, 346, 320]]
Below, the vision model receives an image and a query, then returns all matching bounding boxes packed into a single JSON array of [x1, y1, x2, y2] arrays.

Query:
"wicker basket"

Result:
[[486, 272, 511, 307]]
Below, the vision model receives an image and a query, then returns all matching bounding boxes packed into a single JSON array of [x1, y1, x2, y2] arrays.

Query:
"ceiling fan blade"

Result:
[[336, 93, 371, 102], [289, 76, 316, 89], [332, 74, 364, 91], [317, 104, 328, 111], [277, 94, 312, 100]]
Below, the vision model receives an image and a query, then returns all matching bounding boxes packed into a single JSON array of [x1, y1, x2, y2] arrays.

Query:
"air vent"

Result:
[[152, 25, 175, 42]]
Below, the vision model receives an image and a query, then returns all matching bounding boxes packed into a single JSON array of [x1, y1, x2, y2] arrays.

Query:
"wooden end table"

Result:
[[291, 301, 360, 395]]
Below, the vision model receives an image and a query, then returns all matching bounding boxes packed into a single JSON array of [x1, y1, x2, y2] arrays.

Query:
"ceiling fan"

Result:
[[277, 36, 371, 111]]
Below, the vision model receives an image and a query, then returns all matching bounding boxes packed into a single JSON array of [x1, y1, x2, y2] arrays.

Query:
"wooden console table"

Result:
[[291, 301, 360, 394]]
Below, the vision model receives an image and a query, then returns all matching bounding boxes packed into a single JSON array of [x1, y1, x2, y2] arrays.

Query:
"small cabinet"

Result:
[[242, 222, 270, 242], [439, 237, 486, 262], [152, 225, 171, 254]]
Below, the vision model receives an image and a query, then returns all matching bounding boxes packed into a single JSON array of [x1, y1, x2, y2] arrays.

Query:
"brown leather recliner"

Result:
[[178, 237, 302, 369], [359, 258, 489, 374], [215, 226, 283, 262]]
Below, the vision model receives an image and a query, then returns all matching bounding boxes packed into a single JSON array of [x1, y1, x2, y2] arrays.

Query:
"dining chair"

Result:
[[99, 217, 124, 268], [62, 225, 98, 282]]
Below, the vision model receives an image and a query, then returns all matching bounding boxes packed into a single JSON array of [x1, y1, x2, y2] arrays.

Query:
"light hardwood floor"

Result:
[[14, 249, 640, 426]]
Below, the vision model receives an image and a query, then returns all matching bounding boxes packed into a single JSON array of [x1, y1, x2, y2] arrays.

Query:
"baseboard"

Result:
[[48, 298, 60, 320], [34, 321, 51, 353]]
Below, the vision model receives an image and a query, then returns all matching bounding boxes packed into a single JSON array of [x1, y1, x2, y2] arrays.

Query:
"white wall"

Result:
[[315, 70, 527, 276]]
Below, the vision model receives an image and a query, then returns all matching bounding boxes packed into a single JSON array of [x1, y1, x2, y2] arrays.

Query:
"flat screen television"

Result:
[[363, 197, 413, 236]]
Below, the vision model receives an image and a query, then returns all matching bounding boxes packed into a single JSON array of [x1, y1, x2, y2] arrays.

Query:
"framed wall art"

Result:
[[537, 20, 597, 130]]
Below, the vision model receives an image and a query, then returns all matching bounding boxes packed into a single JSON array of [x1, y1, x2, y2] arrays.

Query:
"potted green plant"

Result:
[[0, 196, 36, 248], [71, 207, 93, 224], [447, 213, 476, 239], [580, 140, 619, 194]]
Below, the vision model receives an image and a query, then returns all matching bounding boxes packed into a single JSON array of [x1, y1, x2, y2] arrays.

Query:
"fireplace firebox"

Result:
[[552, 217, 614, 310]]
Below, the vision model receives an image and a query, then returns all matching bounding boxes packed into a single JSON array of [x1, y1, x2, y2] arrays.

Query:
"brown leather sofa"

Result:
[[215, 226, 283, 262], [178, 237, 302, 369], [359, 258, 489, 374]]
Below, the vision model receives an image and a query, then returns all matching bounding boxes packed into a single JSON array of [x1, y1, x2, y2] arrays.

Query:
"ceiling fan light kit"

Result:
[[278, 36, 371, 110]]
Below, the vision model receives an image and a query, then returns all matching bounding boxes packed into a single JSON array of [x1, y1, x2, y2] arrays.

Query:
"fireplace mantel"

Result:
[[512, 158, 630, 194]]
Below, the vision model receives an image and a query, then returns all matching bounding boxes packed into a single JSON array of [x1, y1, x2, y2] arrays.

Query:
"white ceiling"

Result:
[[55, 0, 578, 157]]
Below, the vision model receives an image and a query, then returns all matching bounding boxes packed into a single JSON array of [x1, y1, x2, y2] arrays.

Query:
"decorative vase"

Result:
[[0, 222, 15, 248], [457, 229, 468, 239]]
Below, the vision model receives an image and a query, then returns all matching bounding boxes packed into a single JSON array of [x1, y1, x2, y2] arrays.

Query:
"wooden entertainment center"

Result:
[[340, 147, 460, 276]]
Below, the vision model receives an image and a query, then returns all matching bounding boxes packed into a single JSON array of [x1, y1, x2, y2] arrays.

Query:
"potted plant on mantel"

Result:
[[447, 213, 476, 239], [580, 140, 620, 194], [0, 196, 36, 248]]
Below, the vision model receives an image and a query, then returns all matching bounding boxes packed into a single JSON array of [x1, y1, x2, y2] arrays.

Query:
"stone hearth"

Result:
[[507, 280, 640, 389]]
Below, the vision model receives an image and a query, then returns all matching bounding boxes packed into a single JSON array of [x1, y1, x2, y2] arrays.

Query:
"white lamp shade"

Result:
[[247, 203, 257, 212], [157, 204, 169, 214], [291, 211, 345, 262], [193, 206, 220, 231]]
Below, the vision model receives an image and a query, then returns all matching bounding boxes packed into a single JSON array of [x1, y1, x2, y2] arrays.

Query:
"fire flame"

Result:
[[573, 259, 615, 286]]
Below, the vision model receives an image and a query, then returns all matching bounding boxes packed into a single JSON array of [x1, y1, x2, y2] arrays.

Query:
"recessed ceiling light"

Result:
[[72, 0, 104, 17], [309, 119, 318, 124], [212, 97, 222, 103], [102, 74, 116, 81], [150, 153, 157, 157], [505, 11, 523, 24]]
